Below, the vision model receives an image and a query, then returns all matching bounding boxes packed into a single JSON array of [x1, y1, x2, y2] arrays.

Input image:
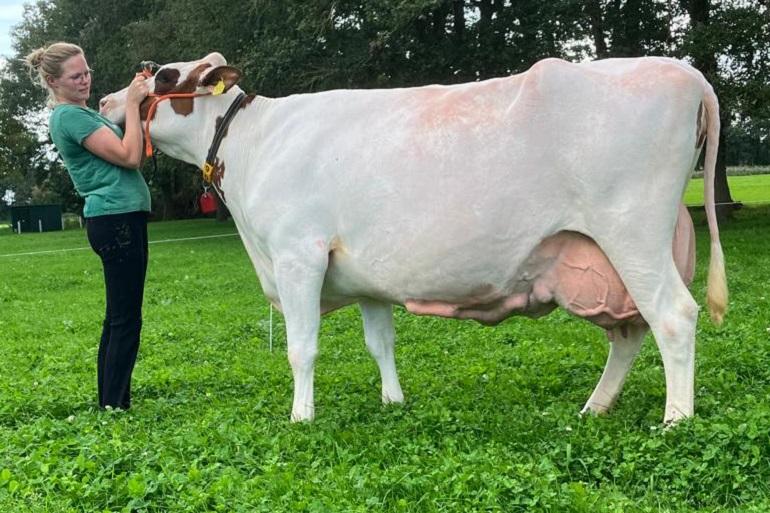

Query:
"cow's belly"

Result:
[[320, 229, 616, 325], [321, 225, 550, 305], [329, 230, 639, 327], [322, 206, 694, 327]]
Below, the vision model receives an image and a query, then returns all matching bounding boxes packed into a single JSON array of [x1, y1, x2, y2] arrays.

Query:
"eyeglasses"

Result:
[[65, 68, 93, 83]]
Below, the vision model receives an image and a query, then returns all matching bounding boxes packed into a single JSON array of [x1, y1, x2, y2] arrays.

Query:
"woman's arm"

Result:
[[83, 75, 148, 169]]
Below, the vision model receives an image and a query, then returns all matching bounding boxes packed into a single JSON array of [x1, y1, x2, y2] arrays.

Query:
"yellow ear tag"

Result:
[[211, 79, 225, 96]]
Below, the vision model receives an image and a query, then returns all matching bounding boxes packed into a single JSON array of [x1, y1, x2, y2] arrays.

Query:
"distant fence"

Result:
[[691, 166, 770, 178]]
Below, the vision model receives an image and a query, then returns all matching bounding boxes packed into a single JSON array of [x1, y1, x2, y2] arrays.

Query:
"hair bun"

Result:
[[25, 47, 46, 68]]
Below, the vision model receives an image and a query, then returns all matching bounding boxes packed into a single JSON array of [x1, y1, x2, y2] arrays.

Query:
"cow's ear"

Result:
[[199, 66, 242, 95]]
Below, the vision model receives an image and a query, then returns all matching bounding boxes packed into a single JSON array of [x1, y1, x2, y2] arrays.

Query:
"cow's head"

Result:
[[100, 52, 242, 164]]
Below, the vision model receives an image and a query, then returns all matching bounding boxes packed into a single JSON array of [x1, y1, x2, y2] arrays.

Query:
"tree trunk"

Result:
[[616, 0, 644, 56], [685, 0, 735, 221], [453, 0, 465, 43], [584, 1, 609, 59], [714, 111, 735, 221]]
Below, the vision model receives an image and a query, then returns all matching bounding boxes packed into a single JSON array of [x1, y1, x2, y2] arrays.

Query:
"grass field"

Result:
[[684, 174, 770, 207], [1, 209, 770, 512]]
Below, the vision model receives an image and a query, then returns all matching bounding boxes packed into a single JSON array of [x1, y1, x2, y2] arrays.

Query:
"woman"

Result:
[[25, 42, 150, 410]]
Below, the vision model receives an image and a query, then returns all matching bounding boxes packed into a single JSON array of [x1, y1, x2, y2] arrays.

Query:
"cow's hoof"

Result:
[[290, 406, 315, 423], [382, 390, 404, 405], [663, 408, 691, 428], [580, 402, 610, 416]]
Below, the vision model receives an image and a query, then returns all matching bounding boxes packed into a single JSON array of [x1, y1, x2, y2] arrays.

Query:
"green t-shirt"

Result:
[[49, 104, 151, 218]]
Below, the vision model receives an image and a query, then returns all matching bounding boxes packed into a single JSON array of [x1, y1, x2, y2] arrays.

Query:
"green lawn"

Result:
[[685, 174, 770, 206], [1, 211, 769, 512]]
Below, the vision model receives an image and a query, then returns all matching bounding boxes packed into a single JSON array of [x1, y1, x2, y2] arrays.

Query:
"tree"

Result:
[[679, 0, 770, 218], [0, 107, 38, 214], [580, 0, 675, 58]]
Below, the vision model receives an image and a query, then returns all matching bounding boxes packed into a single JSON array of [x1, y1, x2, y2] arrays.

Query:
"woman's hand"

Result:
[[126, 74, 149, 106], [83, 73, 150, 169]]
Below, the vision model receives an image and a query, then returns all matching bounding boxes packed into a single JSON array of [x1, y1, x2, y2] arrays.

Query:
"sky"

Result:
[[0, 0, 25, 61]]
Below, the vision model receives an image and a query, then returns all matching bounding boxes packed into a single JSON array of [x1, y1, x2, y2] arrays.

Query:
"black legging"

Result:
[[86, 211, 148, 409]]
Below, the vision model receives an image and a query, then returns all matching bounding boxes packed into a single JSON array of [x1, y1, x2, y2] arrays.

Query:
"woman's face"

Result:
[[48, 54, 92, 106]]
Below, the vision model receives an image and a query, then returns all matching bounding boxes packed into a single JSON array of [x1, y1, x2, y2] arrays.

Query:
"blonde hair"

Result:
[[24, 42, 84, 106]]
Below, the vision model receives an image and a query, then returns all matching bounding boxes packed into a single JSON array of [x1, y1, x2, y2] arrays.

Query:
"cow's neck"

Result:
[[155, 87, 249, 169]]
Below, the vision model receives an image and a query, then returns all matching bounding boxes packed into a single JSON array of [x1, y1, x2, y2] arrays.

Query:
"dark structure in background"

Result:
[[10, 205, 63, 233]]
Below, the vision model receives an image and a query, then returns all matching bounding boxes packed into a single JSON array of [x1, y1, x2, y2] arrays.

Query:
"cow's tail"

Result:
[[701, 81, 727, 325]]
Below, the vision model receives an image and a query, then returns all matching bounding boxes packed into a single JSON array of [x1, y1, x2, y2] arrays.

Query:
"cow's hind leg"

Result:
[[582, 324, 646, 415], [359, 300, 404, 404], [595, 246, 698, 424], [274, 251, 328, 422], [610, 258, 698, 424], [651, 285, 698, 425]]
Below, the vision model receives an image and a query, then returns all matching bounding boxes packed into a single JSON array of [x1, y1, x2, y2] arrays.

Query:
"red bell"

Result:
[[198, 189, 217, 214]]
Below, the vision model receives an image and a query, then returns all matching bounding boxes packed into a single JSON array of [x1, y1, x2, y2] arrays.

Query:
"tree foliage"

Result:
[[0, 0, 767, 219]]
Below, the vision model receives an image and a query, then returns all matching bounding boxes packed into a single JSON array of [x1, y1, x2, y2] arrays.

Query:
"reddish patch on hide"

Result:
[[169, 63, 212, 115], [661, 320, 677, 338], [211, 158, 226, 202], [609, 60, 697, 102], [415, 88, 499, 131], [239, 94, 256, 109], [139, 97, 152, 121]]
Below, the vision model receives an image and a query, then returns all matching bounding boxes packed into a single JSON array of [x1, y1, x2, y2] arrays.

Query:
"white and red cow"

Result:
[[101, 53, 727, 424]]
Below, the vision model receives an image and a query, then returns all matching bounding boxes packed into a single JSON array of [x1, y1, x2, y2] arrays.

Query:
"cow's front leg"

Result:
[[359, 300, 404, 404], [582, 324, 646, 415], [274, 251, 328, 422]]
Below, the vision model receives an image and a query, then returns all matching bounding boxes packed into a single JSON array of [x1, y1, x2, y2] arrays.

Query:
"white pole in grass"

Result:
[[16, 221, 21, 234], [38, 219, 42, 232], [269, 304, 273, 352], [79, 216, 83, 229]]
